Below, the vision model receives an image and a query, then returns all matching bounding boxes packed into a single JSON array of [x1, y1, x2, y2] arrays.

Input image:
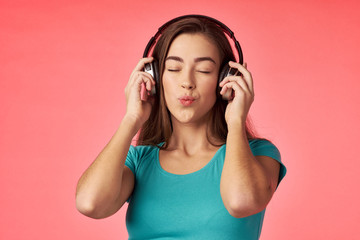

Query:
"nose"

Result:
[[181, 71, 196, 90], [181, 82, 195, 90]]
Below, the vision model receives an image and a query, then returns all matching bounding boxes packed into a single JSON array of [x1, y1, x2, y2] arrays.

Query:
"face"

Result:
[[162, 33, 221, 125]]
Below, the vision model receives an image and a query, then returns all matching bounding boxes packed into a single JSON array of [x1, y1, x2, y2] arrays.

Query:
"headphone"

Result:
[[143, 14, 243, 99]]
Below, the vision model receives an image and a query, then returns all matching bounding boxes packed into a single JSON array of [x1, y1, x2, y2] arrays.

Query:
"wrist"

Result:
[[121, 115, 143, 135], [227, 122, 248, 144], [227, 119, 247, 133]]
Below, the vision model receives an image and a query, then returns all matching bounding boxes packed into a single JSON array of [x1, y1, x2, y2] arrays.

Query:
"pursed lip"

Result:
[[179, 96, 196, 101], [178, 96, 196, 106]]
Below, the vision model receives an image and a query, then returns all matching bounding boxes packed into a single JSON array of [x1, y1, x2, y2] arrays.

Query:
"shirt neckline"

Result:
[[155, 144, 226, 177]]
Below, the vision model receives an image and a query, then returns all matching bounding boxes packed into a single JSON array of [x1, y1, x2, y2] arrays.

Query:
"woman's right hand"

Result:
[[124, 57, 156, 128]]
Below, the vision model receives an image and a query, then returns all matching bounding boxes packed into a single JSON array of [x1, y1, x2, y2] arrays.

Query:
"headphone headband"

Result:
[[143, 14, 243, 64]]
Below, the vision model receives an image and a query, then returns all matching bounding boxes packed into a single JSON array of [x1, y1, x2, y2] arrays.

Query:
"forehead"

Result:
[[167, 33, 220, 63]]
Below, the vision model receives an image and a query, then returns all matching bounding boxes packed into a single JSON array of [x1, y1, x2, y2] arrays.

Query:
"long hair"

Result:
[[137, 17, 258, 148]]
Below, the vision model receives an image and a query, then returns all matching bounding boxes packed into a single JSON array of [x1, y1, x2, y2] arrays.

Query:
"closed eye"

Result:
[[167, 69, 180, 72]]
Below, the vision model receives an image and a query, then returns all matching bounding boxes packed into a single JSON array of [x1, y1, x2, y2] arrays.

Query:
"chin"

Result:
[[172, 110, 210, 125], [173, 113, 196, 124]]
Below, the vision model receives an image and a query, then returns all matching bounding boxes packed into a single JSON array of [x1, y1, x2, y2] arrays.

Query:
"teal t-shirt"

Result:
[[124, 139, 286, 240]]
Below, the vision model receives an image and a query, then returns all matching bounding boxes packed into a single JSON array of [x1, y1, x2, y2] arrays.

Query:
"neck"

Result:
[[167, 117, 222, 155]]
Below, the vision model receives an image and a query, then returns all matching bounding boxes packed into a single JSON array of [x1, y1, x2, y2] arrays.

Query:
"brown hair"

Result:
[[137, 17, 258, 148]]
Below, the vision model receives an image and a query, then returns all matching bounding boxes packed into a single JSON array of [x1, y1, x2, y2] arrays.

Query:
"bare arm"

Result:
[[220, 125, 280, 218], [219, 61, 280, 218], [75, 117, 138, 219], [75, 57, 156, 219]]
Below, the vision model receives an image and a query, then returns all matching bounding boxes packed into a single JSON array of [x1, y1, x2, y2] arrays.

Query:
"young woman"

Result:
[[76, 15, 286, 239]]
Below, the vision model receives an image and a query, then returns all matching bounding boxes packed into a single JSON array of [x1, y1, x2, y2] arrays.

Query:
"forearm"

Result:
[[220, 123, 272, 217], [75, 116, 139, 213]]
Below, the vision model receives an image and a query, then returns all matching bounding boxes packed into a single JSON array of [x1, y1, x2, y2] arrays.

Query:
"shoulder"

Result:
[[249, 138, 287, 187], [128, 144, 160, 159], [249, 138, 281, 161], [126, 144, 160, 174]]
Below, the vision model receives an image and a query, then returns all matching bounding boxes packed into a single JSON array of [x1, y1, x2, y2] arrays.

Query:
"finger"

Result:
[[220, 79, 254, 102], [125, 72, 152, 100], [220, 82, 254, 103], [219, 75, 246, 87], [220, 82, 248, 101], [133, 72, 155, 92], [133, 57, 154, 72], [130, 70, 155, 85], [228, 61, 253, 93], [129, 65, 156, 92], [219, 84, 233, 100], [219, 76, 251, 94], [220, 80, 250, 97], [140, 82, 148, 101], [228, 61, 249, 75], [135, 71, 155, 92]]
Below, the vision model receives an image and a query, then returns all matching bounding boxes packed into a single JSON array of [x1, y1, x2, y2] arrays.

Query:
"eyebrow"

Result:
[[165, 56, 216, 64], [194, 57, 216, 64], [166, 56, 183, 63]]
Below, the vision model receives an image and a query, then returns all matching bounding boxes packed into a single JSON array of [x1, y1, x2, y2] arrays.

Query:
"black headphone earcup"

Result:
[[218, 65, 229, 99], [219, 65, 229, 85], [152, 59, 160, 89], [153, 59, 160, 85], [218, 65, 241, 100]]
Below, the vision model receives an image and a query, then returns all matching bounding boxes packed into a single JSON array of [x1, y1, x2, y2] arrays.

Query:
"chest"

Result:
[[126, 162, 264, 240], [158, 150, 218, 175]]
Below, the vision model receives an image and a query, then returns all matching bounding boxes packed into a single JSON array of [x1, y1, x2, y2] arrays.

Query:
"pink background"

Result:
[[1, 0, 359, 239]]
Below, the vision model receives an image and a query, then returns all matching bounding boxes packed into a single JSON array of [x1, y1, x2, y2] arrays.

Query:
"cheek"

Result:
[[162, 72, 174, 91], [162, 76, 175, 105], [203, 80, 218, 98], [208, 81, 220, 106]]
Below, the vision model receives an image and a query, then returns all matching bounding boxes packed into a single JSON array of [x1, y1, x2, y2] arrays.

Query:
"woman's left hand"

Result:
[[219, 61, 254, 128]]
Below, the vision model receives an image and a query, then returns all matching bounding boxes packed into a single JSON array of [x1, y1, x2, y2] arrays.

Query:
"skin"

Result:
[[219, 60, 281, 217], [158, 34, 223, 174], [162, 34, 220, 126], [75, 33, 280, 219]]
